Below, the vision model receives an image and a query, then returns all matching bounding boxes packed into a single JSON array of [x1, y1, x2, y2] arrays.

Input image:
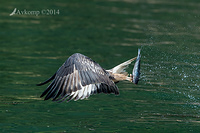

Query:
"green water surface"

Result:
[[1, 0, 200, 132]]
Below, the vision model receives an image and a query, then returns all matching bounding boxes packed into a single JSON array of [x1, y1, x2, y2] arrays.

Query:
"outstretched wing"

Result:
[[108, 57, 137, 74], [38, 53, 119, 102]]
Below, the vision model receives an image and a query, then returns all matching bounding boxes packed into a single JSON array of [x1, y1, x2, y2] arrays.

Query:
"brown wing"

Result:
[[38, 53, 119, 102]]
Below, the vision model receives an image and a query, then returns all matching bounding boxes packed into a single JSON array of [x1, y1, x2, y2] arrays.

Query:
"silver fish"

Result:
[[132, 49, 141, 84]]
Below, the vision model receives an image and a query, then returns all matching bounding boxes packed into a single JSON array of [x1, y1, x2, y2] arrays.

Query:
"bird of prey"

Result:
[[37, 53, 137, 102]]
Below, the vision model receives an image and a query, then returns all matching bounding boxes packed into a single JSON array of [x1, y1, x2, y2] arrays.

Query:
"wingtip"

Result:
[[138, 48, 141, 54], [40, 93, 45, 98], [36, 73, 56, 86], [36, 83, 43, 86]]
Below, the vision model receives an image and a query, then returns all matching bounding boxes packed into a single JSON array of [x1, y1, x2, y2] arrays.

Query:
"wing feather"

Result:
[[52, 77, 66, 100], [43, 76, 60, 99], [44, 77, 62, 100], [108, 57, 137, 74], [40, 79, 55, 98]]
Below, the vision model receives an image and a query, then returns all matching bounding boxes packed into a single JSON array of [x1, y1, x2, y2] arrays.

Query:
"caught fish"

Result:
[[132, 49, 141, 84]]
